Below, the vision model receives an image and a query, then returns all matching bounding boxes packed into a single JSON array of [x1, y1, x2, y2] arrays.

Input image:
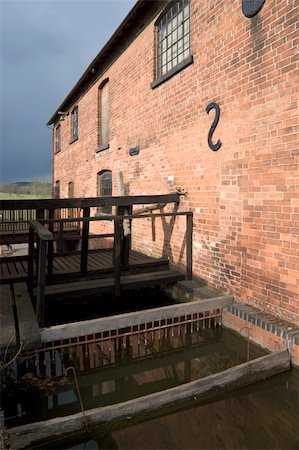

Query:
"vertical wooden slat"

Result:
[[114, 218, 121, 297], [122, 205, 132, 269], [186, 212, 193, 280], [80, 207, 90, 273], [48, 209, 54, 278], [36, 239, 47, 326], [28, 225, 35, 298]]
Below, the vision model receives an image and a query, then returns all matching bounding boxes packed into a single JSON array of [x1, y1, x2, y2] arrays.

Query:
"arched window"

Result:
[[54, 180, 60, 199], [55, 124, 61, 153], [68, 181, 74, 198], [71, 106, 78, 142], [97, 170, 112, 214], [97, 79, 109, 151]]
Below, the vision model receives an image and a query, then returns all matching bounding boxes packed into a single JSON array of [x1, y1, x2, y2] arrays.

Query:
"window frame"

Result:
[[55, 124, 61, 153], [54, 180, 60, 199], [70, 106, 78, 143], [151, 0, 193, 89], [96, 79, 110, 153], [97, 170, 112, 215]]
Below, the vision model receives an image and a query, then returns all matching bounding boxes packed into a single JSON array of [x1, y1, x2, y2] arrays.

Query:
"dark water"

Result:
[[3, 327, 266, 429], [67, 369, 299, 450]]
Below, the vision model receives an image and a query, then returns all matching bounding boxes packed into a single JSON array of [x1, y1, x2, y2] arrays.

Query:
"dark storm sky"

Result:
[[0, 0, 136, 183]]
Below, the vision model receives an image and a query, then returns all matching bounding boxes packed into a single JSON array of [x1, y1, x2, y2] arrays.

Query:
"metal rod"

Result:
[[65, 366, 89, 432]]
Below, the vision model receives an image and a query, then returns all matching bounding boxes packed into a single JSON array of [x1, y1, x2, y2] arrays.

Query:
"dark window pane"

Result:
[[97, 170, 112, 214], [156, 0, 190, 79]]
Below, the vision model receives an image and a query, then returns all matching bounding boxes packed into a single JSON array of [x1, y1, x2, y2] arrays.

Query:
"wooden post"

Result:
[[80, 207, 90, 273], [48, 209, 54, 279], [28, 225, 35, 298], [186, 213, 193, 280], [36, 239, 47, 326], [114, 218, 121, 297], [59, 222, 64, 253], [117, 172, 131, 269], [122, 205, 132, 268]]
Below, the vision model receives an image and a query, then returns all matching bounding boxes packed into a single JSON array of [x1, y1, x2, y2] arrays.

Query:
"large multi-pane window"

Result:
[[156, 0, 190, 79], [71, 106, 78, 141], [55, 125, 61, 153], [97, 170, 112, 214]]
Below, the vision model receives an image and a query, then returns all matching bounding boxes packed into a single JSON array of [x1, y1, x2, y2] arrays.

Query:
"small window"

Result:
[[97, 80, 109, 151], [71, 106, 78, 142], [55, 124, 61, 153], [97, 170, 112, 214], [155, 0, 191, 81], [68, 181, 74, 198]]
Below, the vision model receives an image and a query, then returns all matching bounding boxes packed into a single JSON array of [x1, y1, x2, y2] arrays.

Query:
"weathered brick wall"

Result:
[[53, 0, 298, 324]]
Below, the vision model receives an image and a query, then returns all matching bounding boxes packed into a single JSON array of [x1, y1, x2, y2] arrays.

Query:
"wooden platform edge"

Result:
[[14, 283, 41, 350], [8, 349, 290, 450], [0, 284, 17, 353]]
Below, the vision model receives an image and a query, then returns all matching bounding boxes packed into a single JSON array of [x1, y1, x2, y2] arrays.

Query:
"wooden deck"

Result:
[[0, 249, 170, 284], [0, 196, 192, 331]]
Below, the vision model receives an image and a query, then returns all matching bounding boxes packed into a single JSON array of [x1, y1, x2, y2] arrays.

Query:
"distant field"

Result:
[[0, 192, 51, 200]]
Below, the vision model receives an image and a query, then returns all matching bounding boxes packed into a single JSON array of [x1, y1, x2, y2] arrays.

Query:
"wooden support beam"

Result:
[[28, 226, 35, 298], [186, 213, 193, 280], [41, 296, 233, 342], [80, 207, 90, 273], [36, 239, 47, 326], [114, 218, 121, 297], [47, 209, 54, 278], [0, 193, 180, 210]]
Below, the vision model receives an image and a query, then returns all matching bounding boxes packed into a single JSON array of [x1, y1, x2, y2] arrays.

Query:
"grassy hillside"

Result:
[[0, 192, 52, 200]]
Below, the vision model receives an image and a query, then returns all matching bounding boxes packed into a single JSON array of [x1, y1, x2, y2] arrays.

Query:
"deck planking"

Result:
[[0, 249, 169, 283], [36, 269, 185, 299]]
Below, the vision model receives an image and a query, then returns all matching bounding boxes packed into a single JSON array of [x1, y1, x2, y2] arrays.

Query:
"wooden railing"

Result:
[[28, 208, 192, 326], [0, 195, 180, 245]]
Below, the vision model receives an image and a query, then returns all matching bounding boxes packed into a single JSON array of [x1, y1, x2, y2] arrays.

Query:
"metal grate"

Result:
[[156, 0, 190, 78], [17, 309, 222, 378]]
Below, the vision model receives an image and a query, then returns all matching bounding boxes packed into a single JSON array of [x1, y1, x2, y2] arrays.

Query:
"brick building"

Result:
[[48, 0, 298, 325]]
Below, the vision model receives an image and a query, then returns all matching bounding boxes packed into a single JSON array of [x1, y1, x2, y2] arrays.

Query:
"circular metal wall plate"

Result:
[[242, 0, 266, 18]]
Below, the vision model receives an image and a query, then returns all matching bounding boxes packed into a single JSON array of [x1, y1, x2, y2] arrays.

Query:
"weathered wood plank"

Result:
[[41, 295, 233, 342], [0, 194, 180, 210], [80, 207, 90, 273], [114, 219, 121, 297], [8, 350, 290, 450], [14, 283, 41, 350], [0, 284, 16, 352], [40, 269, 184, 300], [36, 239, 47, 326]]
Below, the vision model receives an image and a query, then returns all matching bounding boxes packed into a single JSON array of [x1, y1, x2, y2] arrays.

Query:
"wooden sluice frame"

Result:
[[18, 308, 222, 377]]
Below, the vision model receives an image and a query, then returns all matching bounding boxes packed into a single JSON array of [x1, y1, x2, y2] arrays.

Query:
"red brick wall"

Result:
[[53, 0, 299, 324]]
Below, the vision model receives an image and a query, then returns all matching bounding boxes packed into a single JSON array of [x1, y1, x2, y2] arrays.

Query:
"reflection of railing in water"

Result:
[[17, 310, 221, 378]]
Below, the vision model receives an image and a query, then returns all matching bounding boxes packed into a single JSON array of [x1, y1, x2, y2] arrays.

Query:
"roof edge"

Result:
[[46, 0, 147, 126]]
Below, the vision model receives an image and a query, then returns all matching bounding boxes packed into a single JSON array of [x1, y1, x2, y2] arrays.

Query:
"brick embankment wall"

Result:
[[223, 304, 299, 366]]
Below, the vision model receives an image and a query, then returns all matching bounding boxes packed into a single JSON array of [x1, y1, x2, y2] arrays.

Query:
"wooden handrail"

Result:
[[0, 193, 180, 210], [28, 220, 53, 241]]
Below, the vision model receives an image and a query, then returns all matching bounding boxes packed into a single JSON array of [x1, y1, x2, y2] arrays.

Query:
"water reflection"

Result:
[[69, 369, 299, 450], [3, 328, 266, 428]]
